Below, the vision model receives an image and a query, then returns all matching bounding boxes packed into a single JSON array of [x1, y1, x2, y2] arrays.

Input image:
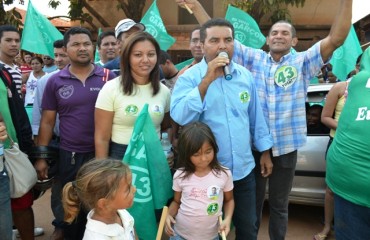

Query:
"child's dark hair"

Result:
[[177, 121, 226, 179], [62, 158, 131, 223]]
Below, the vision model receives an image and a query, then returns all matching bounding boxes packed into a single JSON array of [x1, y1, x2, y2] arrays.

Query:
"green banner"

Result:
[[94, 28, 102, 63], [20, 0, 63, 58], [140, 0, 176, 51], [331, 25, 363, 81], [175, 58, 194, 71], [225, 5, 266, 49], [123, 104, 173, 240]]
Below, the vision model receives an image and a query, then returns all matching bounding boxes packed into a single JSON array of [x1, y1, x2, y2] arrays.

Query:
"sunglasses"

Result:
[[43, 57, 51, 60]]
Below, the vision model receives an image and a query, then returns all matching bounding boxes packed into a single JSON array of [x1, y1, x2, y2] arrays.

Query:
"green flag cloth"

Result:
[[123, 104, 173, 240], [175, 58, 194, 71], [20, 0, 63, 58], [140, 0, 175, 51], [359, 45, 370, 71], [225, 5, 266, 49], [0, 80, 18, 149], [94, 28, 102, 63], [330, 25, 363, 81]]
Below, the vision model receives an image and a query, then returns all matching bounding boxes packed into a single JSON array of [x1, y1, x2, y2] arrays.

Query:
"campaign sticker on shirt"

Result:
[[206, 202, 219, 216], [151, 105, 163, 115], [274, 65, 298, 89], [207, 186, 220, 200], [239, 91, 250, 103], [125, 105, 138, 115], [59, 85, 74, 99]]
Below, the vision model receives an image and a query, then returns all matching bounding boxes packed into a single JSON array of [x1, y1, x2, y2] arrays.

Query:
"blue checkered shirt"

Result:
[[232, 41, 324, 156]]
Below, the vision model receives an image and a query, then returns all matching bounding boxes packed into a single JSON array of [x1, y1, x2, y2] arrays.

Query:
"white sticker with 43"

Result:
[[274, 66, 298, 89]]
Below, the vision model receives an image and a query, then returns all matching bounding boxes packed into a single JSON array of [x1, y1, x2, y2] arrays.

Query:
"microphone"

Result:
[[218, 51, 232, 80]]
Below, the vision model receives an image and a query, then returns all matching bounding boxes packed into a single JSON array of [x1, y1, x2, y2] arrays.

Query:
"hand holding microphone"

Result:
[[218, 51, 232, 80]]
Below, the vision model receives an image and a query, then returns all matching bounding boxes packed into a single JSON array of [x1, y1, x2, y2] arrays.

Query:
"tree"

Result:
[[1, 0, 147, 31], [0, 0, 23, 26], [225, 0, 306, 23], [49, 0, 147, 29]]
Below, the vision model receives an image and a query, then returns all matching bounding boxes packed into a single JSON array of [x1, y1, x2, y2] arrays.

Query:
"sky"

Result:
[[352, 0, 370, 23], [4, 0, 70, 17]]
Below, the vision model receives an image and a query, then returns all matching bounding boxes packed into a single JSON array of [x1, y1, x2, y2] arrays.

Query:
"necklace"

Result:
[[167, 71, 179, 79]]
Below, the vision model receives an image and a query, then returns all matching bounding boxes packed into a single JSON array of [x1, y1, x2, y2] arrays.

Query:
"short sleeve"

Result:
[[224, 169, 234, 192], [95, 77, 119, 111]]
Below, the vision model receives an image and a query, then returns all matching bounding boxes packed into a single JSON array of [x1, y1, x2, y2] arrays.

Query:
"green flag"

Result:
[[94, 28, 102, 63], [175, 58, 194, 71], [225, 5, 266, 49], [330, 25, 363, 81], [140, 0, 175, 51], [20, 0, 63, 58], [123, 104, 173, 240]]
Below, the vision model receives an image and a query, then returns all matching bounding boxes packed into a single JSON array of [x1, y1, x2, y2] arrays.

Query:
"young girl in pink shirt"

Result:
[[165, 122, 234, 240]]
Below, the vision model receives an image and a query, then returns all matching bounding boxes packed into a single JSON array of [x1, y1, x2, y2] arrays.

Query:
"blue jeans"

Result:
[[59, 149, 94, 240], [51, 178, 64, 228], [48, 139, 64, 229], [232, 171, 257, 240], [109, 141, 128, 160], [0, 167, 13, 240], [334, 194, 370, 240], [254, 150, 297, 240]]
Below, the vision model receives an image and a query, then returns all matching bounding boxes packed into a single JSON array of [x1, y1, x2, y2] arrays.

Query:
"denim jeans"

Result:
[[253, 150, 297, 240], [334, 194, 370, 240], [109, 141, 128, 160], [232, 171, 257, 240], [0, 167, 13, 240], [48, 139, 65, 229], [51, 178, 64, 228], [59, 149, 94, 240]]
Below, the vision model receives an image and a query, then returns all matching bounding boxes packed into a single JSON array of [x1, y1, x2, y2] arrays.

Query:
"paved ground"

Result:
[[30, 190, 335, 240]]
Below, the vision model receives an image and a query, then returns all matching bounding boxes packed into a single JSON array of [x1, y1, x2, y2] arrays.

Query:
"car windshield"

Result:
[[306, 89, 330, 135]]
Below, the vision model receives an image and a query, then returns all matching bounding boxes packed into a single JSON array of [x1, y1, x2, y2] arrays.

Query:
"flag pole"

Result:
[[184, 3, 193, 14], [218, 216, 227, 240], [361, 41, 370, 48], [156, 206, 168, 240]]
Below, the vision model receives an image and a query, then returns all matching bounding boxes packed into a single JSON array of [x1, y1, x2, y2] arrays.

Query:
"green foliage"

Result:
[[225, 0, 305, 23], [0, 0, 23, 27], [48, 0, 61, 9]]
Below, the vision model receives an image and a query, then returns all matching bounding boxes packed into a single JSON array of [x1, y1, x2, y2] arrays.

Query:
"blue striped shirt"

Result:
[[232, 41, 324, 156]]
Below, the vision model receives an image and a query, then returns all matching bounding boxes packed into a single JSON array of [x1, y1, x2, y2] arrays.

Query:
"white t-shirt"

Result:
[[24, 71, 42, 106], [95, 77, 171, 144], [173, 168, 234, 240], [83, 209, 135, 240]]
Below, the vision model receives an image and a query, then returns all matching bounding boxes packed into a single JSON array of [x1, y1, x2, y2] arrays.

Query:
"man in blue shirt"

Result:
[[170, 18, 273, 240]]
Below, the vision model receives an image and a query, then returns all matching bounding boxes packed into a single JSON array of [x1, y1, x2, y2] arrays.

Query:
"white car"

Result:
[[289, 83, 334, 206]]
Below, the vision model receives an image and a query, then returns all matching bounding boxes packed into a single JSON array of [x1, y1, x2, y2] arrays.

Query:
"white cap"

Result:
[[115, 18, 145, 38]]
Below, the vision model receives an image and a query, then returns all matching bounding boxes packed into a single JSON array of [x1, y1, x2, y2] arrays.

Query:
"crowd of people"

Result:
[[0, 0, 369, 239]]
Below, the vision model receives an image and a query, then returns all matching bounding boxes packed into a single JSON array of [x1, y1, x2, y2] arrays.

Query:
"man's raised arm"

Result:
[[320, 0, 353, 62], [175, 0, 210, 24]]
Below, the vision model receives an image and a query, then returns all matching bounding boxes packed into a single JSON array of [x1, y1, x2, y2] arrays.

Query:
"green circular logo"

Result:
[[206, 203, 219, 215], [125, 105, 138, 115], [239, 91, 250, 103], [274, 66, 298, 89]]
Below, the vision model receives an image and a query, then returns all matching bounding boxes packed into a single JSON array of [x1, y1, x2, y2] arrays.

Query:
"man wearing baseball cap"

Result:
[[103, 18, 145, 75]]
